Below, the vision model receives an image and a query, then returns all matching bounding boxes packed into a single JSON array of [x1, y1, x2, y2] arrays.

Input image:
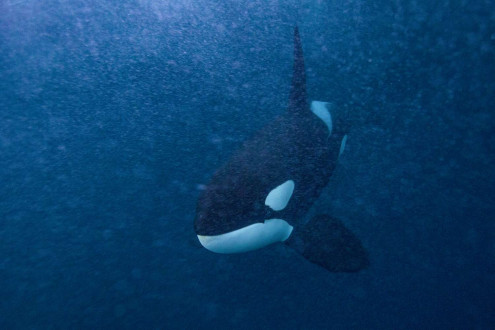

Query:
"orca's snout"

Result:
[[196, 219, 293, 254]]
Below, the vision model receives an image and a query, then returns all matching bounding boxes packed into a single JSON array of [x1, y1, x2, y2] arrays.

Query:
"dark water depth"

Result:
[[1, 0, 494, 329]]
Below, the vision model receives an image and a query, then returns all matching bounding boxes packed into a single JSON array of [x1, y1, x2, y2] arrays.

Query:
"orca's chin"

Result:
[[197, 219, 293, 254]]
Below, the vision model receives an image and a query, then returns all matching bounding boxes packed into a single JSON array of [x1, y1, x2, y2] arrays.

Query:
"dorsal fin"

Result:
[[288, 26, 307, 114]]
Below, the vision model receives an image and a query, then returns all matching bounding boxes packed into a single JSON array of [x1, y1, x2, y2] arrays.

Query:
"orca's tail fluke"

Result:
[[285, 214, 369, 272], [288, 26, 308, 115]]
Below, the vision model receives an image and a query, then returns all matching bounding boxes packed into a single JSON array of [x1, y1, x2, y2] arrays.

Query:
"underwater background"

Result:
[[1, 0, 494, 328]]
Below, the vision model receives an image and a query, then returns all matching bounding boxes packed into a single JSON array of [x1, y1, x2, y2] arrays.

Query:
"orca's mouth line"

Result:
[[197, 219, 293, 254]]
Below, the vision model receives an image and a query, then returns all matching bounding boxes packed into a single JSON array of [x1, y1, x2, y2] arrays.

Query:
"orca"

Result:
[[194, 27, 368, 272]]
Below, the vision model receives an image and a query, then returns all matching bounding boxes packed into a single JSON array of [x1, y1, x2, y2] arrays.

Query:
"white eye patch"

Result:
[[264, 180, 295, 211], [311, 101, 332, 135]]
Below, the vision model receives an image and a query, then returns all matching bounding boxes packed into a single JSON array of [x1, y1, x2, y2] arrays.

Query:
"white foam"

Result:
[[310, 101, 332, 135], [197, 219, 293, 254], [264, 180, 295, 211]]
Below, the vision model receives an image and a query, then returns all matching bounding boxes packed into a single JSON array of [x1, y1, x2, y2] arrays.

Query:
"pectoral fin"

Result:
[[285, 214, 369, 272]]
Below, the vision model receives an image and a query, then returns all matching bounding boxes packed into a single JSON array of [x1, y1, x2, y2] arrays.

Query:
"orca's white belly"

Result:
[[197, 219, 293, 254]]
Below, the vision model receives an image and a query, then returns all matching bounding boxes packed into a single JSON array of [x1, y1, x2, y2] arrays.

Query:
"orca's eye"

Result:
[[264, 180, 295, 211], [253, 200, 263, 211]]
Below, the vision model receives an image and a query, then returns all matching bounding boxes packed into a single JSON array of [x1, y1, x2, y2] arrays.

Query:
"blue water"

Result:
[[1, 0, 494, 328]]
